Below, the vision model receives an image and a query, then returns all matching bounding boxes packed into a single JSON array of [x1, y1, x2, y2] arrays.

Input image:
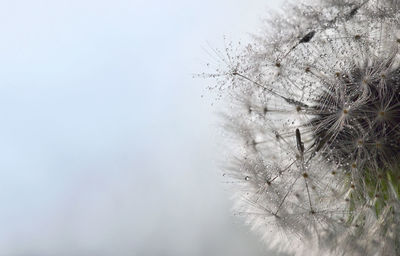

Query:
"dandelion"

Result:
[[204, 0, 400, 255]]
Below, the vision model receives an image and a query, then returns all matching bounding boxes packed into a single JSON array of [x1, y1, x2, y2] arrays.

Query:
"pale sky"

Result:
[[0, 0, 287, 255]]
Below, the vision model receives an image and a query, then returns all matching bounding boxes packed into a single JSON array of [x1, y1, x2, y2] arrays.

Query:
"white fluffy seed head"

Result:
[[207, 0, 400, 255]]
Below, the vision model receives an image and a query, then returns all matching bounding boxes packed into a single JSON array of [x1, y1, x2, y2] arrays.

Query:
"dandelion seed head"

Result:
[[204, 0, 400, 255]]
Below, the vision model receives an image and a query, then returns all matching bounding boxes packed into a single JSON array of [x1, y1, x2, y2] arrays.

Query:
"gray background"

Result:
[[0, 0, 287, 255]]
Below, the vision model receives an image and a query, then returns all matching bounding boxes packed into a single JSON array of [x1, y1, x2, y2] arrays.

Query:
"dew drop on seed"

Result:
[[245, 176, 250, 181]]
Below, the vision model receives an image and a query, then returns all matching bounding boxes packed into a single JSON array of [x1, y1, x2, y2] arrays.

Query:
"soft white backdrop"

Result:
[[0, 0, 287, 255]]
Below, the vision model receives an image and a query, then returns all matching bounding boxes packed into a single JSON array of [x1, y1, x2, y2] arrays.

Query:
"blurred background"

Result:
[[0, 0, 287, 255]]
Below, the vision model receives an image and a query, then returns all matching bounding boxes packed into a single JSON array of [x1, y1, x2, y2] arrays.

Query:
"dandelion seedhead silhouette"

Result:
[[204, 0, 400, 255]]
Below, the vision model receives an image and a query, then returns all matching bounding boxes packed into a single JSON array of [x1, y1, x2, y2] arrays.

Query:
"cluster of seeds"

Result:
[[207, 0, 400, 255]]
